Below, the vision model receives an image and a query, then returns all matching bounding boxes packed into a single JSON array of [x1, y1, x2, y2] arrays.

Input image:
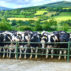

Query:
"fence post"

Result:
[[16, 42, 18, 59], [67, 41, 70, 62]]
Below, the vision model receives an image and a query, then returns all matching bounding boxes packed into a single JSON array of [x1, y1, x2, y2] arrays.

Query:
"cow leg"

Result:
[[58, 50, 62, 60], [30, 47, 33, 59], [3, 48, 5, 58], [9, 49, 11, 58], [41, 43, 45, 55], [0, 48, 1, 52], [24, 47, 27, 59], [35, 47, 38, 59], [19, 48, 22, 59], [51, 49, 54, 59], [64, 50, 67, 60], [46, 47, 49, 59], [0, 48, 1, 57], [15, 48, 16, 59], [7, 49, 9, 58]]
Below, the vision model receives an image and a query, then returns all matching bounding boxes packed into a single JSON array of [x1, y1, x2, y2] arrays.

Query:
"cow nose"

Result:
[[41, 40, 45, 43], [17, 39, 19, 42], [47, 45, 52, 48]]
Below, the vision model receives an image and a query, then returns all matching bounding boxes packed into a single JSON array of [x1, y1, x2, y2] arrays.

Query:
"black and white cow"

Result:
[[1, 31, 19, 58], [54, 31, 70, 60], [17, 31, 33, 59], [29, 31, 41, 59], [41, 31, 58, 59]]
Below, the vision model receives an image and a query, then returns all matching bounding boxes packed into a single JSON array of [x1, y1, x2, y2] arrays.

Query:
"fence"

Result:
[[0, 41, 71, 62]]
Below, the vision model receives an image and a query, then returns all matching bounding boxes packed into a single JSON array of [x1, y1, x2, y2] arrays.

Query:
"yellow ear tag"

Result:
[[44, 36, 47, 39]]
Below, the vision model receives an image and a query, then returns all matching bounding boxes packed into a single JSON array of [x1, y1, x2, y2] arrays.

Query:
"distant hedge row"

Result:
[[0, 18, 70, 32]]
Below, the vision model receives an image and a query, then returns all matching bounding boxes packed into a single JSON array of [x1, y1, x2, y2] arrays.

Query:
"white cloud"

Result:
[[24, 0, 29, 2], [0, 1, 8, 7], [14, 5, 23, 8]]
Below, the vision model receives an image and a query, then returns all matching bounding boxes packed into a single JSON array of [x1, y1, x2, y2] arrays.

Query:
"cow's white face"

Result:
[[41, 35, 47, 48], [25, 34, 31, 42], [12, 35, 19, 42], [21, 33, 25, 41], [16, 32, 25, 41], [47, 34, 58, 43], [41, 36, 47, 42], [47, 35, 51, 43], [47, 34, 58, 48]]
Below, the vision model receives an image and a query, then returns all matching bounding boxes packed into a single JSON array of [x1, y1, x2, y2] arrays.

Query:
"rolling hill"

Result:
[[1, 1, 70, 23], [40, 1, 71, 8], [22, 1, 71, 10]]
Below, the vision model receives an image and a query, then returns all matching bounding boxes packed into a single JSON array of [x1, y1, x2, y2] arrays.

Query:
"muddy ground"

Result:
[[0, 59, 71, 71]]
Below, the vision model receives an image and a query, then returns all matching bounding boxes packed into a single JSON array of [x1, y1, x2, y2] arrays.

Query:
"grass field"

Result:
[[7, 12, 71, 23], [63, 8, 71, 10], [7, 18, 38, 21], [7, 15, 25, 18], [46, 11, 57, 16], [53, 12, 71, 22], [54, 16, 71, 22], [59, 12, 71, 16], [35, 10, 47, 15]]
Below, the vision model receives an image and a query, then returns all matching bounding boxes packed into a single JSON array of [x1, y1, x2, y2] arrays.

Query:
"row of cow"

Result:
[[0, 31, 71, 59]]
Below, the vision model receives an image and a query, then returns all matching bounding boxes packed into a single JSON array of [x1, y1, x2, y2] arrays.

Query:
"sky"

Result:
[[0, 0, 71, 8]]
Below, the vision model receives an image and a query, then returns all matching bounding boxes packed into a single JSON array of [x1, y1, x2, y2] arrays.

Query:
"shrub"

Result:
[[0, 19, 12, 31], [17, 26, 32, 31]]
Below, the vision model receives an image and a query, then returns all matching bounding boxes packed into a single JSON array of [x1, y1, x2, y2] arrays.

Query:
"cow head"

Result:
[[5, 34, 12, 42], [41, 32, 58, 48], [24, 31, 33, 46], [41, 32, 48, 48], [30, 32, 41, 47], [59, 31, 70, 42]]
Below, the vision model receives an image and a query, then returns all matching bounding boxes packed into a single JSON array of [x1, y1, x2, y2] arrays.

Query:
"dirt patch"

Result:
[[0, 59, 71, 71]]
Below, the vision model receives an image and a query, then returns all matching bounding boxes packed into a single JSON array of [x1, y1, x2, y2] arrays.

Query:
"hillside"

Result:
[[40, 1, 71, 8], [0, 1, 71, 17], [0, 1, 71, 32], [0, 1, 71, 22], [20, 1, 71, 10]]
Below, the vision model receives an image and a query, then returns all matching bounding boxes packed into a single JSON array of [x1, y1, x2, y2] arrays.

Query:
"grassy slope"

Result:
[[3, 1, 71, 22], [53, 12, 71, 22], [7, 17, 38, 21], [35, 10, 47, 15], [7, 12, 71, 24]]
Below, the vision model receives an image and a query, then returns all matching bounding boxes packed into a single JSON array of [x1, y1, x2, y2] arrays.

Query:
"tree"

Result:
[[42, 19, 57, 31], [0, 20, 12, 31], [34, 20, 43, 31], [17, 26, 32, 31], [58, 21, 69, 31], [11, 20, 17, 26]]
